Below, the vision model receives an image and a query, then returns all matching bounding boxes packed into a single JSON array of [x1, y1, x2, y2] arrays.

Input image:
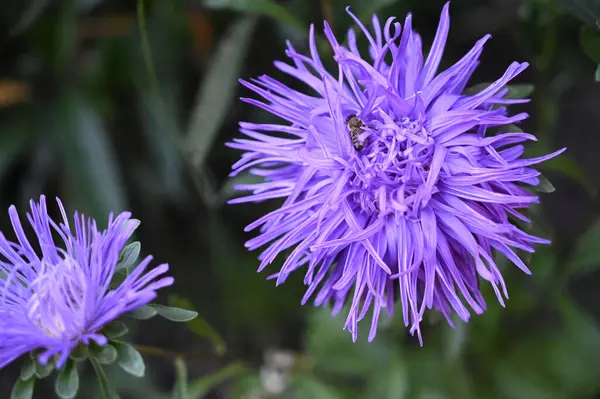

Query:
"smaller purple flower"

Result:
[[0, 195, 173, 370]]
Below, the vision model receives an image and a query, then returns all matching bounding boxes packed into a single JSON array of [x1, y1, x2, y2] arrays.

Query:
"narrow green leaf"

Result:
[[127, 305, 158, 320], [9, 0, 52, 36], [11, 378, 34, 399], [89, 356, 119, 399], [114, 342, 145, 378], [536, 174, 556, 193], [151, 304, 198, 322], [20, 357, 35, 381], [117, 242, 141, 271], [55, 360, 79, 399], [595, 64, 600, 81], [173, 357, 188, 399], [58, 93, 126, 222], [103, 321, 129, 339], [91, 344, 118, 365], [580, 25, 600, 62], [185, 15, 257, 168], [188, 362, 247, 399], [555, 0, 600, 30], [203, 0, 304, 30], [168, 295, 226, 354]]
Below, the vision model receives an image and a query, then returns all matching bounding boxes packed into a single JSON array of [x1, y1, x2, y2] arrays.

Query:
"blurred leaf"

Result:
[[554, 0, 600, 29], [569, 216, 600, 275], [596, 63, 600, 81], [58, 93, 126, 220], [187, 362, 247, 399], [127, 305, 158, 320], [289, 377, 345, 399], [91, 344, 118, 365], [33, 355, 53, 378], [491, 297, 600, 399], [10, 0, 52, 36], [150, 304, 198, 322], [357, 0, 402, 21], [114, 342, 145, 378], [55, 360, 79, 399], [464, 83, 534, 99], [89, 356, 118, 399], [168, 295, 226, 354], [185, 15, 257, 168], [117, 242, 141, 271], [538, 153, 596, 198], [536, 174, 556, 193], [203, 0, 304, 30], [70, 345, 88, 362], [219, 172, 264, 202], [20, 357, 35, 381], [305, 308, 391, 376], [10, 378, 34, 399], [173, 357, 188, 399], [103, 321, 129, 339], [580, 25, 600, 62], [0, 114, 35, 184], [365, 355, 409, 399]]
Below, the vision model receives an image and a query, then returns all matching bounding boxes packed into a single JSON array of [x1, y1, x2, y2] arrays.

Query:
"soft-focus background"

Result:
[[2, 0, 600, 398]]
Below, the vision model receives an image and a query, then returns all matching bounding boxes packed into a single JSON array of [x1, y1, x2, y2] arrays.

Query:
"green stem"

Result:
[[89, 356, 118, 399]]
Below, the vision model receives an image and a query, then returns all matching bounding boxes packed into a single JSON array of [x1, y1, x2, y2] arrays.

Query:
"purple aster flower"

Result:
[[0, 195, 173, 369], [228, 3, 565, 342]]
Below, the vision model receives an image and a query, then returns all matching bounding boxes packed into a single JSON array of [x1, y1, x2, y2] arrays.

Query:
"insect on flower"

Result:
[[346, 114, 366, 151], [228, 2, 565, 342]]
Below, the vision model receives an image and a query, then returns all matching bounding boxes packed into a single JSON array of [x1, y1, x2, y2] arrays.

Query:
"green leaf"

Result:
[[33, 355, 54, 378], [569, 216, 600, 275], [151, 304, 198, 322], [289, 377, 344, 399], [103, 321, 129, 339], [595, 64, 600, 81], [91, 344, 118, 365], [114, 342, 145, 378], [555, 0, 600, 29], [69, 345, 88, 362], [11, 378, 34, 399], [117, 242, 141, 271], [173, 357, 188, 399], [55, 360, 79, 399], [580, 25, 600, 62], [20, 357, 36, 381], [203, 0, 304, 30], [168, 295, 226, 354], [127, 305, 158, 320], [187, 362, 247, 399], [536, 174, 556, 193], [9, 0, 52, 36], [58, 92, 126, 222], [185, 15, 257, 169], [89, 356, 119, 399]]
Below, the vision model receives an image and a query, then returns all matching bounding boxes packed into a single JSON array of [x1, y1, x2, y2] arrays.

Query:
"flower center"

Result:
[[348, 116, 438, 216], [27, 256, 87, 339]]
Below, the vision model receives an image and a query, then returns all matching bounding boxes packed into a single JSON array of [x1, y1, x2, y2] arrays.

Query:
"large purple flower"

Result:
[[228, 3, 564, 342], [0, 196, 173, 369]]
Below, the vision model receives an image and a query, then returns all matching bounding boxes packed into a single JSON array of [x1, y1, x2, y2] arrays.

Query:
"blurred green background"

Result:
[[2, 0, 600, 398]]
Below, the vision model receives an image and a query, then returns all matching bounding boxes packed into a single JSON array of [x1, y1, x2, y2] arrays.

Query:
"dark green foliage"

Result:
[[2, 0, 600, 398]]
